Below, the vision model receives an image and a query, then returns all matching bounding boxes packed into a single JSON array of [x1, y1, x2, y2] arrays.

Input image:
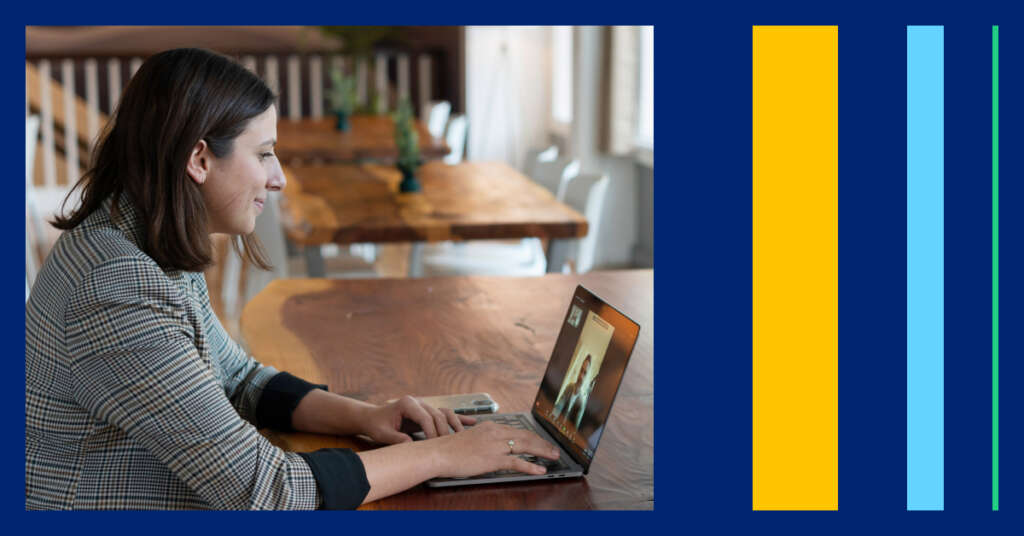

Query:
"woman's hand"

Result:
[[354, 417, 563, 505], [427, 420, 562, 478], [361, 395, 476, 445]]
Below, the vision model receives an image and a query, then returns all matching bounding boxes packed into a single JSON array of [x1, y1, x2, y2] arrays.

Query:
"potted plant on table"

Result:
[[327, 67, 357, 131], [393, 97, 423, 193]]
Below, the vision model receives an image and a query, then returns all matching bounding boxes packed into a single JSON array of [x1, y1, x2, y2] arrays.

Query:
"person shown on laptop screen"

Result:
[[552, 354, 593, 430], [549, 310, 613, 440]]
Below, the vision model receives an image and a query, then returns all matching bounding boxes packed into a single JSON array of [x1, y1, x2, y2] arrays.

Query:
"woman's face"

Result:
[[194, 106, 285, 235], [576, 359, 591, 384]]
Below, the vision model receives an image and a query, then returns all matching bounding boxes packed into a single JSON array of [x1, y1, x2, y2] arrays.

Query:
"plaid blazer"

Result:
[[26, 197, 327, 510]]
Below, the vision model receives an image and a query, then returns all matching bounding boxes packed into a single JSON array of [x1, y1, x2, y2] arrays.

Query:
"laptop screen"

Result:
[[532, 285, 641, 471]]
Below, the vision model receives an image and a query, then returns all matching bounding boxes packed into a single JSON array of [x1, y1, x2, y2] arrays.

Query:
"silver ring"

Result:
[[507, 439, 515, 454]]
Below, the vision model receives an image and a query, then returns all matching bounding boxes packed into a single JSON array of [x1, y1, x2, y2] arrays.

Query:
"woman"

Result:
[[552, 354, 592, 429], [25, 48, 559, 510]]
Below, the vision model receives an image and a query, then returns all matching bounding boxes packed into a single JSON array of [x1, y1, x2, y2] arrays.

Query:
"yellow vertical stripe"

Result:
[[752, 25, 839, 511]]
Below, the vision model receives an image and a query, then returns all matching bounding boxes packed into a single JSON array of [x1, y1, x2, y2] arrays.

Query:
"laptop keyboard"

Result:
[[456, 414, 570, 478]]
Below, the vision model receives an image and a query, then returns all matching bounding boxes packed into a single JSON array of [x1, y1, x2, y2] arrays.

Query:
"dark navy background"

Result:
[[5, 0, 1023, 533], [681, 0, 1021, 533]]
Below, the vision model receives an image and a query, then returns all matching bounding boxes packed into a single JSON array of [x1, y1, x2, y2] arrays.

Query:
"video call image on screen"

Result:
[[534, 290, 639, 463], [552, 310, 613, 433]]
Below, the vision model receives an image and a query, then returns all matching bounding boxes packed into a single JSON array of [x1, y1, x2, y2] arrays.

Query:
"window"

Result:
[[603, 26, 652, 163], [635, 26, 653, 153], [551, 26, 574, 129]]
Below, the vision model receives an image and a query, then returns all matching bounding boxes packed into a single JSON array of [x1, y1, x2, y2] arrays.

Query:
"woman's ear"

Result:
[[185, 139, 211, 185]]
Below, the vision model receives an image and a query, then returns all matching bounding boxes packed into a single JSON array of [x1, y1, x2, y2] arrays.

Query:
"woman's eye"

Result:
[[259, 152, 275, 160]]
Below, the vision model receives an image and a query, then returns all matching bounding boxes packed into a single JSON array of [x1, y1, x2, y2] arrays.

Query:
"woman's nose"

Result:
[[267, 161, 287, 191]]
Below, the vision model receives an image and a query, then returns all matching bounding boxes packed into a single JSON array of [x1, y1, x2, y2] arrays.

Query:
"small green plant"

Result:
[[327, 68, 357, 116], [393, 97, 421, 174], [351, 90, 388, 116], [318, 26, 406, 56]]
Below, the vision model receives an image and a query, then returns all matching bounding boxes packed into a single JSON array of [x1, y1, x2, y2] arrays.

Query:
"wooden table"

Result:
[[279, 161, 589, 277], [275, 116, 450, 164], [241, 270, 654, 510]]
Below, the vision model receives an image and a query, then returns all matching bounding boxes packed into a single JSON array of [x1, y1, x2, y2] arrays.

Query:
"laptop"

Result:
[[425, 284, 641, 487]]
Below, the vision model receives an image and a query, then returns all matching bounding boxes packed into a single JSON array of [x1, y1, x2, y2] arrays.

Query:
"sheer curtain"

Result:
[[465, 26, 552, 168], [601, 26, 653, 158]]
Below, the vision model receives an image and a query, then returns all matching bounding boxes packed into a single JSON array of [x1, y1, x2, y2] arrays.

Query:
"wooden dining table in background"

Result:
[[279, 161, 589, 277], [241, 270, 654, 510], [275, 115, 449, 164]]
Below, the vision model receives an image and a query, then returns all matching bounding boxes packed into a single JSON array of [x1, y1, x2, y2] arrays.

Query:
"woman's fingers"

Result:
[[376, 427, 413, 444], [506, 456, 547, 475], [410, 397, 451, 436], [507, 428, 561, 460], [501, 431, 555, 474], [443, 408, 465, 433], [401, 396, 438, 438], [457, 414, 477, 426], [428, 421, 564, 479], [429, 405, 450, 435]]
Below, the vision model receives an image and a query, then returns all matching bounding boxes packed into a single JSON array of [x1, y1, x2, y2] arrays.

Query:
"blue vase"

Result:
[[398, 166, 421, 193], [334, 111, 350, 131]]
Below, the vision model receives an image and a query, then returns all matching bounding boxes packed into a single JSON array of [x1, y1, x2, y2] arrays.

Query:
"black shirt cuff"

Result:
[[298, 449, 371, 510], [255, 371, 328, 431]]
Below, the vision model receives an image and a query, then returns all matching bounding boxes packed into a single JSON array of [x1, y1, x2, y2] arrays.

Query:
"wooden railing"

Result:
[[26, 51, 442, 190]]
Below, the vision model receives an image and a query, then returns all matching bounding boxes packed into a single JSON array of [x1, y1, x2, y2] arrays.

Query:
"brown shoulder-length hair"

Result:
[[53, 47, 274, 272]]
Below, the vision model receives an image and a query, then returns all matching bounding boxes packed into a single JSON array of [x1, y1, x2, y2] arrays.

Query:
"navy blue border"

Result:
[[9, 1, 1024, 533]]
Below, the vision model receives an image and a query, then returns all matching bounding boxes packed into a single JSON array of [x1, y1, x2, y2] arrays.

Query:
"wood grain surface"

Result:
[[240, 270, 653, 510], [279, 161, 589, 246], [275, 115, 449, 164]]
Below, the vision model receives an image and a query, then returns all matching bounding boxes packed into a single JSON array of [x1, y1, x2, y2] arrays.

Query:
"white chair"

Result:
[[422, 100, 451, 140], [420, 234, 548, 277], [26, 115, 41, 299], [555, 172, 610, 273], [415, 154, 577, 268], [496, 156, 579, 264], [26, 113, 74, 269], [220, 191, 288, 320], [26, 115, 39, 190], [442, 114, 468, 165], [419, 157, 581, 275], [245, 189, 379, 287], [221, 190, 379, 319], [503, 156, 580, 268], [26, 226, 38, 303], [219, 236, 244, 321], [532, 156, 580, 202], [243, 190, 289, 305], [419, 165, 605, 279], [523, 145, 559, 179], [26, 114, 41, 236]]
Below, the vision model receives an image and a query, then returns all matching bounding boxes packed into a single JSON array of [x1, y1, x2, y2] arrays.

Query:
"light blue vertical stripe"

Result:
[[907, 25, 944, 511]]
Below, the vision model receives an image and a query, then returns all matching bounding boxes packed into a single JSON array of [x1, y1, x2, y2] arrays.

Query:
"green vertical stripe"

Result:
[[992, 24, 999, 512]]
